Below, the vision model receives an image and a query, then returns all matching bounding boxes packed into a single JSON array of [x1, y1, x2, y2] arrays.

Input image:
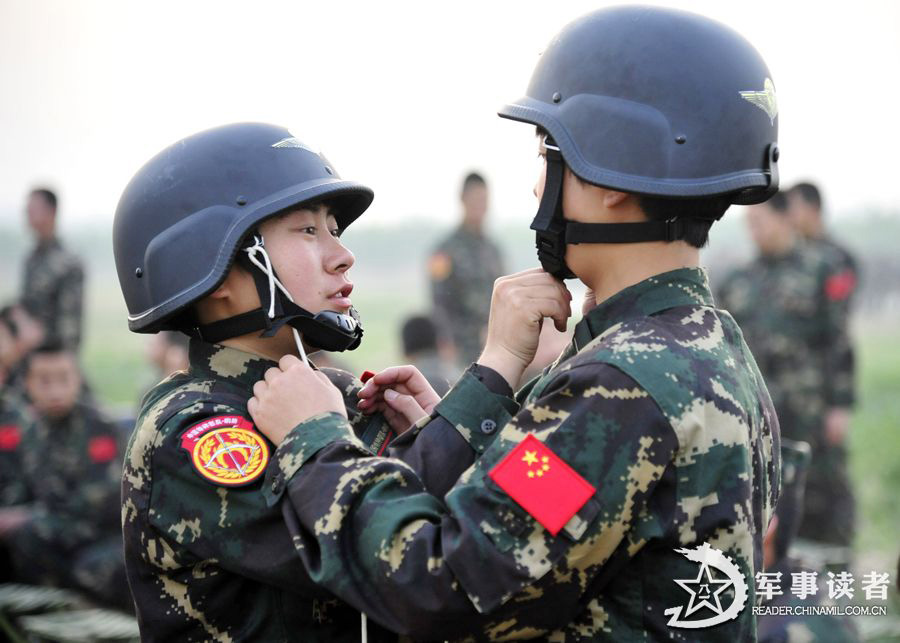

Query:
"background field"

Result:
[[1, 214, 898, 636]]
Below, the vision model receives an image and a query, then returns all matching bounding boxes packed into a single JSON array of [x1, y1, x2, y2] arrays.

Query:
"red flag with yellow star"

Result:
[[488, 433, 595, 536]]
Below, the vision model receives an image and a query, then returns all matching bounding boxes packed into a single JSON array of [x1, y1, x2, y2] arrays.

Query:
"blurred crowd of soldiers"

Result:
[[0, 176, 871, 638]]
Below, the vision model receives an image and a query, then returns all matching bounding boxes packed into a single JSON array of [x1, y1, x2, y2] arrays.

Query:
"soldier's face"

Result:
[[26, 193, 54, 236], [746, 205, 790, 254], [258, 205, 355, 315], [786, 194, 819, 237], [26, 352, 82, 419], [462, 184, 488, 224]]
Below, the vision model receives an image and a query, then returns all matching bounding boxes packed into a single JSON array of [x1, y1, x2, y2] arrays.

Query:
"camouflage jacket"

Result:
[[717, 242, 854, 444], [0, 388, 32, 506], [9, 402, 122, 549], [122, 339, 493, 642], [265, 267, 781, 641], [429, 225, 504, 364], [20, 238, 85, 350]]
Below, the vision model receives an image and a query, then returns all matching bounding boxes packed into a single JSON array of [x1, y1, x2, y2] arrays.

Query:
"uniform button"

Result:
[[271, 478, 283, 494], [480, 419, 497, 434]]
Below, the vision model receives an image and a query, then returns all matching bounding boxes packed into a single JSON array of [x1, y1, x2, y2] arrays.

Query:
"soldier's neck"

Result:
[[219, 325, 303, 363], [581, 242, 700, 307]]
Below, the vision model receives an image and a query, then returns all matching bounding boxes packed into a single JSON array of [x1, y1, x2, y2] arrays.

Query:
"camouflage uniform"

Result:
[[263, 267, 780, 640], [0, 388, 31, 507], [717, 242, 855, 546], [4, 402, 128, 609], [20, 237, 85, 350], [122, 338, 492, 641], [429, 225, 504, 366], [808, 236, 858, 409]]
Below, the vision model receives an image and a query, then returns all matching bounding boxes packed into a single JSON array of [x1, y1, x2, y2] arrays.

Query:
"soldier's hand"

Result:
[[248, 355, 347, 446], [357, 366, 440, 433], [479, 268, 572, 387]]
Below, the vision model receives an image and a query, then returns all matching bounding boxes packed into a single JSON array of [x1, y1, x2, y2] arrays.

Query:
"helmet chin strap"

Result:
[[193, 235, 363, 361], [530, 137, 719, 280], [242, 236, 309, 365]]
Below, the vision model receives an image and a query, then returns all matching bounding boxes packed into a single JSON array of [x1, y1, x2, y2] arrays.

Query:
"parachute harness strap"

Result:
[[243, 235, 309, 366]]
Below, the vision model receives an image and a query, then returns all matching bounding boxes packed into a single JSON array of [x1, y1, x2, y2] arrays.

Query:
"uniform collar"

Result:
[[573, 267, 714, 351], [188, 338, 278, 391]]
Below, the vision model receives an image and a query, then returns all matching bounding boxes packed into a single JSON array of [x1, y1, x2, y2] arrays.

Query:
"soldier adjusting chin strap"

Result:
[[194, 235, 363, 358], [532, 138, 719, 280]]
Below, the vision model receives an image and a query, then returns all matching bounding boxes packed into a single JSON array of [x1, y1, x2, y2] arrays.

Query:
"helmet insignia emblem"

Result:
[[739, 78, 778, 125], [271, 136, 316, 151]]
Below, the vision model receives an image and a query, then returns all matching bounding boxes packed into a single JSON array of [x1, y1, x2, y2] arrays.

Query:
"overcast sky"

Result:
[[1, 0, 898, 230]]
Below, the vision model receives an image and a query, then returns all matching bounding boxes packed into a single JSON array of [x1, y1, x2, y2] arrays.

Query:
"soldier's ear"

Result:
[[601, 189, 629, 209]]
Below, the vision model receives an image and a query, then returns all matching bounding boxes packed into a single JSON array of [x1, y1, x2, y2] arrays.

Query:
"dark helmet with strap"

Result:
[[498, 6, 780, 278], [113, 122, 373, 351]]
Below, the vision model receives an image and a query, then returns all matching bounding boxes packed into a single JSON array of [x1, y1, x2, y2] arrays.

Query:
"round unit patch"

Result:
[[180, 415, 269, 487]]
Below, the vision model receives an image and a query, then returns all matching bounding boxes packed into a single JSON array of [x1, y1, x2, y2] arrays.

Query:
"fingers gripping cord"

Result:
[[243, 235, 310, 366]]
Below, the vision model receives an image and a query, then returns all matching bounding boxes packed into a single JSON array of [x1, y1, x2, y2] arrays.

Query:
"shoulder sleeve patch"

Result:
[[428, 252, 453, 281], [88, 435, 118, 463], [180, 415, 270, 487], [488, 433, 595, 536], [0, 425, 22, 451], [825, 270, 856, 301]]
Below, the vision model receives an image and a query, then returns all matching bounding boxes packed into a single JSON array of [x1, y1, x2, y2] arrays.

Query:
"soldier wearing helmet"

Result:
[[249, 6, 781, 640], [114, 123, 493, 640]]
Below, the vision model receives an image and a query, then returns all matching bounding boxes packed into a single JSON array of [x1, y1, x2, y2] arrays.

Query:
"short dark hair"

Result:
[[30, 188, 58, 212], [637, 195, 732, 248], [24, 340, 74, 373], [763, 190, 789, 214], [401, 315, 440, 355], [461, 172, 486, 196], [787, 182, 822, 212]]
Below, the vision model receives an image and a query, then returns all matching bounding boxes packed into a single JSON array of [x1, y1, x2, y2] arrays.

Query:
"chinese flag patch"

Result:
[[825, 271, 856, 301], [0, 425, 21, 451], [88, 436, 118, 463], [488, 434, 595, 536]]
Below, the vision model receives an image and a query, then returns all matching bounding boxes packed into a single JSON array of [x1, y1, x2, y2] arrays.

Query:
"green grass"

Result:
[[849, 326, 900, 556]]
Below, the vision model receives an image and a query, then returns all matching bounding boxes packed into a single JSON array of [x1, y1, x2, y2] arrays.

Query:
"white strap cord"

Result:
[[243, 235, 309, 366], [360, 613, 368, 643]]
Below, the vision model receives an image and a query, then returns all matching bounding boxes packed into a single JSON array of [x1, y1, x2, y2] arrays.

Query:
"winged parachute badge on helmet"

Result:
[[740, 78, 778, 125]]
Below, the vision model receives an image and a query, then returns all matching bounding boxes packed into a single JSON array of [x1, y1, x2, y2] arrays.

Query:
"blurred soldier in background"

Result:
[[20, 188, 85, 351], [0, 309, 34, 536], [787, 182, 858, 498], [0, 343, 128, 610], [718, 192, 856, 547], [399, 314, 454, 395], [428, 172, 504, 366], [0, 304, 46, 397], [757, 439, 859, 642]]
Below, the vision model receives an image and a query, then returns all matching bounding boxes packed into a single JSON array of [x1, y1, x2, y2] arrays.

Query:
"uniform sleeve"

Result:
[[819, 262, 856, 408], [56, 258, 84, 349], [386, 369, 518, 497], [265, 363, 678, 639], [136, 402, 321, 595]]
